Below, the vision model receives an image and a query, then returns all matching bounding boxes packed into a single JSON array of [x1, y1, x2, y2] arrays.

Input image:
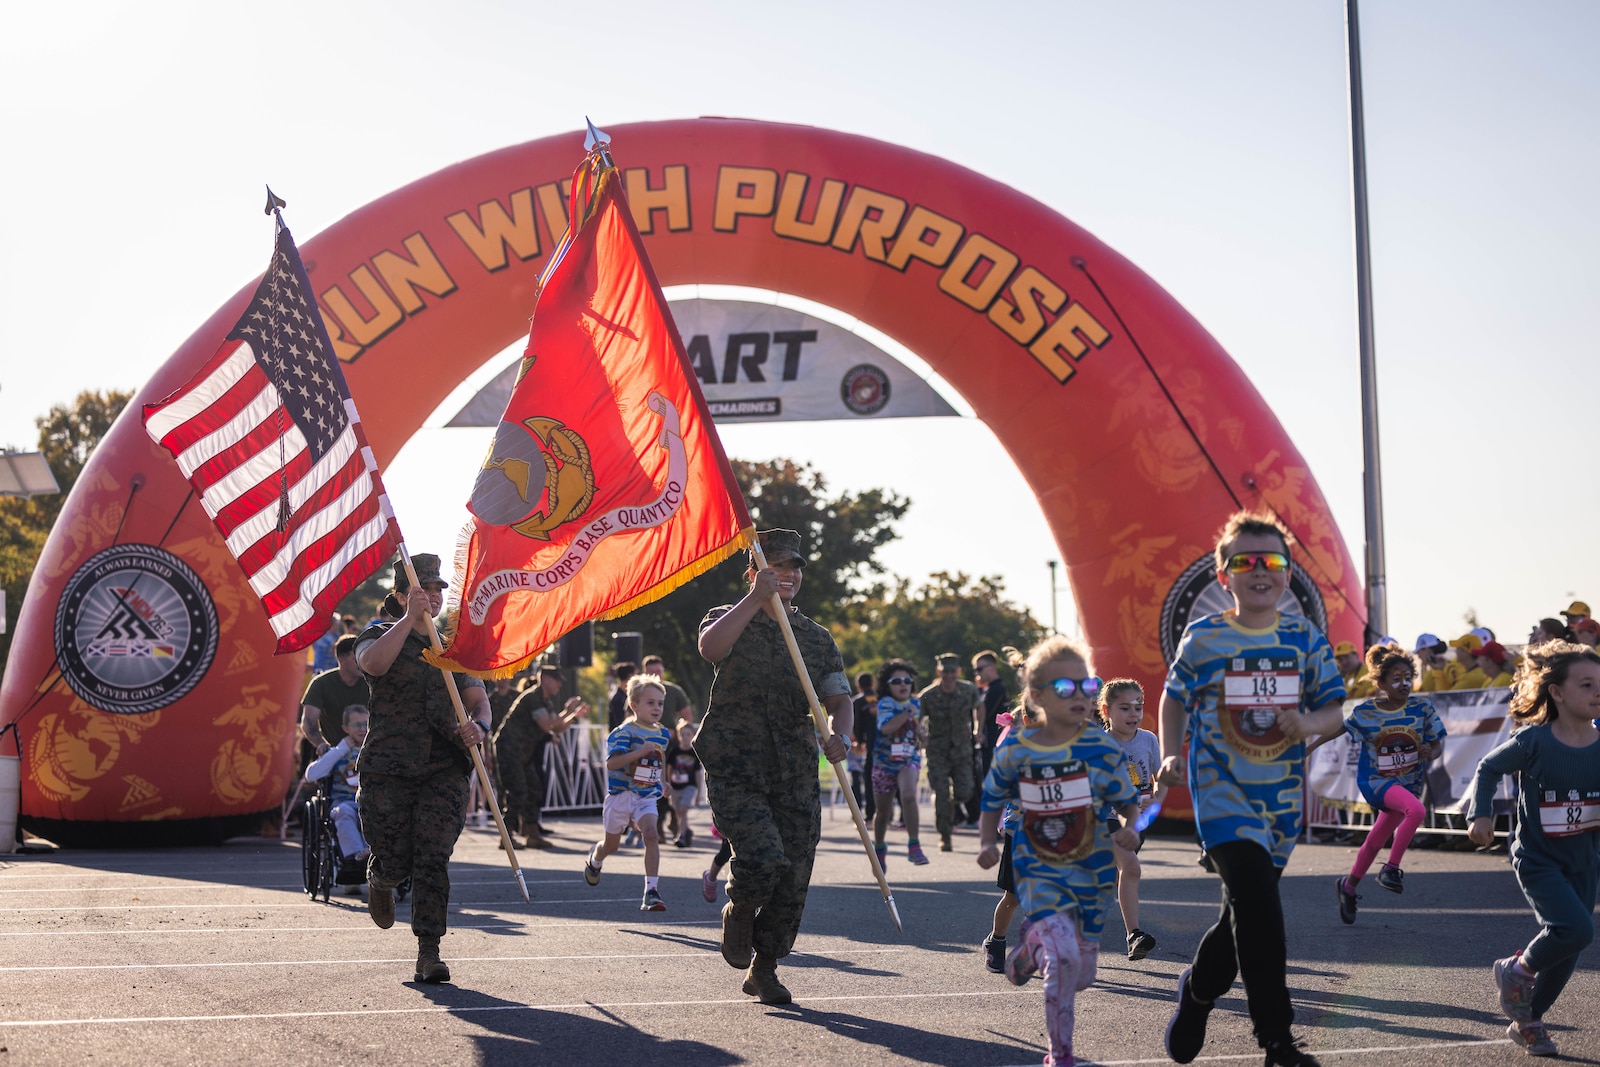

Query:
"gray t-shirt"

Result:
[[1113, 727, 1163, 797]]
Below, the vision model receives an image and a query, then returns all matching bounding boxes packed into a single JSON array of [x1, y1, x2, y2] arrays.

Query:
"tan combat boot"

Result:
[[720, 900, 757, 969], [742, 954, 792, 1005], [414, 936, 451, 984]]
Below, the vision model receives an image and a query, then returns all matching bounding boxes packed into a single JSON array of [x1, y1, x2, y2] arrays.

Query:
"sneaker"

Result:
[[1507, 1020, 1558, 1057], [982, 934, 1006, 974], [1003, 919, 1038, 986], [673, 834, 689, 849], [1262, 1035, 1320, 1066], [908, 844, 930, 865], [1376, 864, 1404, 894], [701, 869, 718, 903], [1335, 877, 1359, 925], [940, 835, 953, 852], [1126, 928, 1157, 961], [1163, 966, 1214, 1064], [1495, 954, 1536, 1024], [681, 828, 694, 848], [874, 844, 887, 871], [583, 848, 602, 887], [640, 887, 666, 912]]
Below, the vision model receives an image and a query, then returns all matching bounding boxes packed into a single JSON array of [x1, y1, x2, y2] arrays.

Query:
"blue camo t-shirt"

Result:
[[981, 724, 1138, 937], [1342, 695, 1446, 808], [874, 696, 921, 769], [1164, 612, 1345, 865], [606, 720, 673, 798]]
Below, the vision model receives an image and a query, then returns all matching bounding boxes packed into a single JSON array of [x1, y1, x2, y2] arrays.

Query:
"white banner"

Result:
[[1307, 688, 1516, 815], [448, 298, 960, 427]]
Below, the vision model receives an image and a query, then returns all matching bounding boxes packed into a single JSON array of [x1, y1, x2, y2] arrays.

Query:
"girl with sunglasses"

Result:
[[977, 635, 1141, 1067], [1310, 643, 1445, 925], [872, 659, 929, 866], [1158, 512, 1346, 1067]]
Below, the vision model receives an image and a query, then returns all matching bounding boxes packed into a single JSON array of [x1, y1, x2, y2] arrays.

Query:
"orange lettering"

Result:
[[625, 165, 691, 233], [830, 186, 907, 261], [885, 205, 963, 271], [713, 166, 778, 231], [371, 233, 457, 314], [320, 267, 403, 347], [446, 190, 541, 271], [1028, 303, 1112, 382], [938, 234, 1019, 311], [987, 267, 1065, 346], [772, 172, 845, 244]]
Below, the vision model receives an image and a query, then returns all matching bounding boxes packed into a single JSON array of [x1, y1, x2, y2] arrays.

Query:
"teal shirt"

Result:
[[981, 723, 1137, 936], [1469, 722, 1600, 872], [1164, 612, 1344, 865], [606, 720, 673, 798]]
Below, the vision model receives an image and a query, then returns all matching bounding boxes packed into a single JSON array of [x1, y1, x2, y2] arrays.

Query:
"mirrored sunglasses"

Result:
[[887, 676, 915, 686], [1224, 552, 1289, 574], [1038, 676, 1103, 699]]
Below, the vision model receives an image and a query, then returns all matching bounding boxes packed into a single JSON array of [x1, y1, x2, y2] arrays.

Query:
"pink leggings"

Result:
[[1021, 912, 1099, 1065], [1349, 786, 1425, 882]]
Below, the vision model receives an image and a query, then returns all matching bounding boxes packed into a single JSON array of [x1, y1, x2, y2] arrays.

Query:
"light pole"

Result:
[[1047, 560, 1059, 634]]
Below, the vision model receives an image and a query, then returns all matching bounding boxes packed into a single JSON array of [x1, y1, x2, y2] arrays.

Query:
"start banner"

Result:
[[1308, 688, 1516, 814]]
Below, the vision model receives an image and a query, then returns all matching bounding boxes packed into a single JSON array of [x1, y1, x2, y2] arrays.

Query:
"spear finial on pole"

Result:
[[584, 117, 613, 166]]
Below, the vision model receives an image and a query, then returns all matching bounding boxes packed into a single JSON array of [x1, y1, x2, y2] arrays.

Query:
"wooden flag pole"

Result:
[[751, 544, 902, 933], [397, 544, 530, 903]]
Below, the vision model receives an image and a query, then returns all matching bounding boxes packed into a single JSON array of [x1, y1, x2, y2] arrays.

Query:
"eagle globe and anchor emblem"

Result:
[[471, 411, 598, 538]]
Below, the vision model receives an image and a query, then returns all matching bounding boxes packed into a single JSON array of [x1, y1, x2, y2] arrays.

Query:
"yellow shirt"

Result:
[[1346, 676, 1376, 700], [1489, 670, 1514, 688], [1451, 666, 1490, 691], [1419, 663, 1456, 692]]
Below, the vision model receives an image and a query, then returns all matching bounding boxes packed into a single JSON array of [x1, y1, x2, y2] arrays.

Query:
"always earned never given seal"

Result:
[[53, 543, 219, 715]]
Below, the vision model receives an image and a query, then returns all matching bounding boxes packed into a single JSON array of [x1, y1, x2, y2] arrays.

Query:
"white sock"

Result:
[[589, 845, 602, 869], [645, 875, 659, 890]]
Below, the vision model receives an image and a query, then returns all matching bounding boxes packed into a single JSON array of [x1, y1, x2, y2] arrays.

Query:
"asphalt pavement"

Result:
[[0, 799, 1593, 1066]]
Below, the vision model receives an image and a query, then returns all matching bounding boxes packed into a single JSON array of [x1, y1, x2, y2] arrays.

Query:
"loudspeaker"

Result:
[[611, 630, 643, 668], [558, 622, 594, 667]]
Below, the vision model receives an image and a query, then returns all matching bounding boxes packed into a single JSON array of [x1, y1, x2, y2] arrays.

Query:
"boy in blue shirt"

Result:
[[585, 675, 674, 911], [1158, 513, 1345, 1067]]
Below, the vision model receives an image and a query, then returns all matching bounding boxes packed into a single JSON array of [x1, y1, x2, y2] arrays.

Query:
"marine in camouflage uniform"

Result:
[[695, 529, 853, 1004], [918, 653, 980, 849], [355, 554, 491, 984], [494, 660, 573, 849]]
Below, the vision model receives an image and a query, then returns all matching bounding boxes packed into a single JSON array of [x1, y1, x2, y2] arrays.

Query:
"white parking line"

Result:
[[0, 877, 614, 894], [0, 947, 907, 973], [0, 897, 648, 912], [0, 987, 1035, 1027], [0, 919, 721, 937]]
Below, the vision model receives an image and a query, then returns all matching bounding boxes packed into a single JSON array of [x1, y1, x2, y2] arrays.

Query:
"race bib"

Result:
[[1372, 726, 1421, 777], [669, 755, 695, 787], [1019, 760, 1092, 863], [345, 772, 360, 789], [1539, 789, 1600, 838], [890, 742, 916, 761], [1219, 654, 1300, 762], [632, 756, 663, 787]]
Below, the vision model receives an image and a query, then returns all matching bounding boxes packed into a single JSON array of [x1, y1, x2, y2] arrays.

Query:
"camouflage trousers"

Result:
[[925, 734, 974, 840], [495, 730, 544, 828], [359, 768, 468, 939], [705, 766, 822, 960]]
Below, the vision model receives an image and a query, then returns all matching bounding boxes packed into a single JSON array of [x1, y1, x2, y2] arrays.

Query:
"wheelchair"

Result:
[[299, 777, 367, 902]]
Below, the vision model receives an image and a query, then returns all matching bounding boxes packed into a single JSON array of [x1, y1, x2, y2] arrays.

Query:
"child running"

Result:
[[1158, 512, 1345, 1067], [585, 674, 673, 912], [978, 634, 1141, 1067], [1467, 640, 1600, 1057], [873, 658, 928, 867], [666, 719, 703, 848], [1098, 678, 1165, 960], [1316, 644, 1445, 924], [981, 670, 1034, 973], [702, 823, 733, 903]]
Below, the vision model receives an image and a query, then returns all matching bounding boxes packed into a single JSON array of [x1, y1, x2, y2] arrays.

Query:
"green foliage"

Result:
[[602, 458, 908, 712], [837, 571, 1044, 694], [1, 389, 132, 670]]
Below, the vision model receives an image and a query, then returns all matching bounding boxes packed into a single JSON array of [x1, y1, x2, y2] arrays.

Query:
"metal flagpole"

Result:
[[751, 543, 903, 933], [1346, 0, 1388, 645]]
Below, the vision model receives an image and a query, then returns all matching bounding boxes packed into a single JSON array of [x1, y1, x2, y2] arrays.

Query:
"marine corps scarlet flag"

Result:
[[432, 144, 753, 677]]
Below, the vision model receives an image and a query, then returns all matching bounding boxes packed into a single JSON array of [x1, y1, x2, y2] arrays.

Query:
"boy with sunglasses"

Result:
[[1158, 513, 1345, 1067]]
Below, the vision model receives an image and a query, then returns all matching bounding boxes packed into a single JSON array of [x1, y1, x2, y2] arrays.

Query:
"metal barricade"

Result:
[[541, 722, 608, 814]]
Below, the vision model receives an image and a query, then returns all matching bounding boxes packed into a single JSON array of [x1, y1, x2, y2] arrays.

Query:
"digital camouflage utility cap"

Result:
[[753, 528, 805, 568], [393, 553, 446, 592]]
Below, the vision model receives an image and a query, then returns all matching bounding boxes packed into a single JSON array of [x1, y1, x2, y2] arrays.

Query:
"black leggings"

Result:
[[710, 835, 733, 875], [1189, 839, 1293, 1046]]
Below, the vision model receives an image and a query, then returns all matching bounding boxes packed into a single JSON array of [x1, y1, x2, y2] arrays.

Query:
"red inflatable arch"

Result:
[[1, 119, 1361, 843]]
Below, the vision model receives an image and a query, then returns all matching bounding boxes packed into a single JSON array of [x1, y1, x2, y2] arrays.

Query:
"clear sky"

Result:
[[2, 1, 1594, 648]]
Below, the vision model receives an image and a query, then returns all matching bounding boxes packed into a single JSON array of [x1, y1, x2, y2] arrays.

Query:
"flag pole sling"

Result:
[[752, 544, 902, 933], [398, 544, 530, 903]]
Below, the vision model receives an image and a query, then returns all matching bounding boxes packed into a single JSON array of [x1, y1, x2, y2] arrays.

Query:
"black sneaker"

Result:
[[640, 887, 666, 912], [1262, 1035, 1321, 1066], [1376, 864, 1404, 893], [1335, 877, 1359, 925], [1164, 966, 1214, 1064], [982, 934, 1005, 974], [1127, 928, 1157, 961]]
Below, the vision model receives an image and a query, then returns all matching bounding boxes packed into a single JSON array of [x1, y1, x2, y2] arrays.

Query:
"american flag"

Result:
[[143, 221, 398, 654]]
